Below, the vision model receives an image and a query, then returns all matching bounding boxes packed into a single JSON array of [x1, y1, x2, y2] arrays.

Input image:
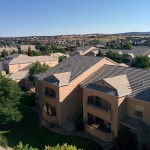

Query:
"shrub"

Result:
[[0, 135, 8, 148], [26, 98, 35, 107], [14, 141, 38, 150], [75, 119, 84, 130], [21, 92, 35, 107], [44, 143, 81, 150]]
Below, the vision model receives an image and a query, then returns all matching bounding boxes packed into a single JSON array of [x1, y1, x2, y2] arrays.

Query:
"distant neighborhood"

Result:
[[1, 35, 150, 150]]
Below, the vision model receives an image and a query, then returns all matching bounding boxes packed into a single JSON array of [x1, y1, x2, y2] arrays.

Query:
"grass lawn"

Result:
[[0, 93, 102, 150]]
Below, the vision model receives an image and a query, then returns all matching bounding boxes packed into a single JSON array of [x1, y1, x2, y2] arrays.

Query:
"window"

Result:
[[135, 105, 144, 118]]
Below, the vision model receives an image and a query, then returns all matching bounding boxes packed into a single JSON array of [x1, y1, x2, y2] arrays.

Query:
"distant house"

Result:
[[7, 70, 29, 89], [2, 54, 58, 74], [99, 46, 150, 65], [0, 46, 18, 54], [20, 45, 38, 53], [50, 52, 68, 59], [2, 54, 58, 89], [70, 46, 99, 56]]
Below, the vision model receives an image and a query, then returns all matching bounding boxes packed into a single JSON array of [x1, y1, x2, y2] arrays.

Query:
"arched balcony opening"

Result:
[[87, 96, 111, 111], [45, 87, 56, 98]]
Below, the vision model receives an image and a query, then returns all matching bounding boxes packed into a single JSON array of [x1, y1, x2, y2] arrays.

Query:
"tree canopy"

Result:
[[111, 127, 138, 150], [132, 55, 150, 68], [0, 74, 22, 124], [29, 61, 50, 84], [96, 50, 104, 57], [44, 143, 80, 150], [58, 55, 67, 63], [106, 42, 132, 50], [18, 46, 24, 54], [106, 51, 123, 63], [28, 49, 41, 56], [14, 142, 80, 150], [1, 50, 8, 58]]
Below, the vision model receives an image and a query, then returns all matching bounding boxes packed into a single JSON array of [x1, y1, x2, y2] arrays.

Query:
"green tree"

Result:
[[28, 49, 41, 56], [35, 42, 42, 50], [0, 74, 22, 124], [61, 49, 66, 54], [44, 143, 81, 150], [132, 55, 150, 68], [58, 55, 66, 63], [14, 143, 81, 150], [29, 61, 50, 84], [1, 50, 8, 58], [106, 51, 123, 63], [18, 46, 23, 54], [111, 127, 138, 150], [14, 141, 38, 150], [28, 47, 33, 56], [123, 43, 132, 50], [0, 131, 8, 149]]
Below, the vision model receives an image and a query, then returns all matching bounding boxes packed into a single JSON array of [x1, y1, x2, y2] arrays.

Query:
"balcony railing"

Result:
[[42, 112, 57, 123], [87, 102, 110, 112], [85, 124, 113, 142], [86, 102, 112, 122], [45, 93, 56, 99]]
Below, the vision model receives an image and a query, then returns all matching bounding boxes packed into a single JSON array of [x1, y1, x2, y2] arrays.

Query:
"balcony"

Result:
[[86, 102, 112, 122], [44, 94, 56, 106], [42, 112, 57, 123], [85, 124, 113, 142]]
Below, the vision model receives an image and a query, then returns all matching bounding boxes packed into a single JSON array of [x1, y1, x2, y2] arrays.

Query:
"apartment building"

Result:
[[82, 65, 150, 147], [1, 54, 58, 89], [0, 46, 18, 54], [36, 55, 117, 124], [2, 54, 58, 74], [20, 45, 38, 52], [36, 55, 150, 148]]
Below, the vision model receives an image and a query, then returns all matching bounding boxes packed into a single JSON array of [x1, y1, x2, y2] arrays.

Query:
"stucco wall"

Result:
[[127, 98, 150, 126], [8, 60, 58, 73], [83, 87, 119, 137], [39, 58, 117, 125], [58, 58, 117, 124]]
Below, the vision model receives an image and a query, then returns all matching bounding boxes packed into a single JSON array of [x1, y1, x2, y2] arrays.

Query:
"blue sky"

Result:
[[0, 0, 150, 36]]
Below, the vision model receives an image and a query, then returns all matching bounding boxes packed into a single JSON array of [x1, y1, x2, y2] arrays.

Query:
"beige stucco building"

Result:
[[1, 54, 58, 89], [2, 54, 58, 74], [36, 55, 150, 149]]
